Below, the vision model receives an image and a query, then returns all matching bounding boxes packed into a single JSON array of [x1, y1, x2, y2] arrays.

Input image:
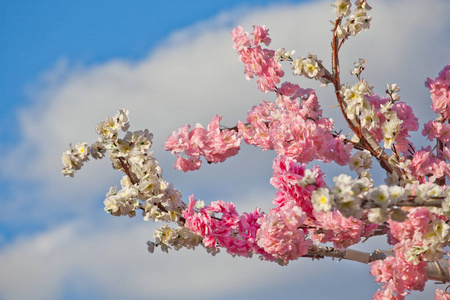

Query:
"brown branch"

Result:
[[308, 245, 450, 283], [330, 17, 403, 178]]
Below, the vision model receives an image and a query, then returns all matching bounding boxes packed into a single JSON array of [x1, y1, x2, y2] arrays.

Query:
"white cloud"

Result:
[[0, 217, 380, 300], [1, 0, 449, 299]]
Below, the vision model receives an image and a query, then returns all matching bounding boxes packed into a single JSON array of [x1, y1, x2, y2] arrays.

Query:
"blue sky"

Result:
[[0, 0, 301, 143], [0, 0, 449, 299]]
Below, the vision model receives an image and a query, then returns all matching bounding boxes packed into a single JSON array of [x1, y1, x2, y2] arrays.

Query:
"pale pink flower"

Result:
[[435, 289, 450, 300], [231, 26, 284, 93], [312, 210, 366, 249], [270, 155, 325, 217], [252, 25, 271, 46], [174, 155, 202, 172], [256, 202, 312, 263], [231, 26, 251, 50], [426, 64, 450, 119]]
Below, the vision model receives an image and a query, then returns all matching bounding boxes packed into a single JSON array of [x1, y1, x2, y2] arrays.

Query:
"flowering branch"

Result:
[[61, 0, 450, 299]]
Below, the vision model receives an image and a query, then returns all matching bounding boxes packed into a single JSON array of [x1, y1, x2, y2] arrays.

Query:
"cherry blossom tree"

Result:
[[61, 1, 450, 299]]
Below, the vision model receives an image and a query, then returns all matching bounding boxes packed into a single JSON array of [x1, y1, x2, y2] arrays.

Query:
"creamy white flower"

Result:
[[352, 177, 372, 195], [355, 80, 373, 96], [387, 83, 400, 93], [298, 169, 318, 186], [367, 208, 389, 224], [275, 48, 295, 60], [349, 154, 363, 171], [90, 140, 106, 159], [433, 220, 450, 242], [332, 0, 352, 18], [302, 54, 324, 78], [388, 186, 407, 204], [404, 246, 424, 265], [96, 117, 119, 140], [117, 108, 130, 131], [391, 93, 400, 102], [292, 57, 303, 75], [414, 184, 441, 204], [350, 58, 367, 76], [74, 142, 89, 159], [382, 117, 403, 148], [194, 200, 205, 210], [312, 188, 335, 212], [368, 185, 390, 208], [61, 149, 83, 170], [343, 86, 363, 105], [335, 24, 348, 39]]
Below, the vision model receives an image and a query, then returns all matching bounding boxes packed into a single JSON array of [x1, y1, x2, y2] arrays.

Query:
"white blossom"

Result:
[[312, 188, 335, 212], [331, 0, 352, 18]]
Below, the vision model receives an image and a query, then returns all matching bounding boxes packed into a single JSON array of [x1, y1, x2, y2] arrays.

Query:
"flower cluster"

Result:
[[333, 0, 372, 38], [167, 84, 354, 171], [409, 146, 450, 183], [349, 149, 372, 177], [165, 115, 241, 172], [291, 53, 326, 83], [61, 109, 212, 253], [367, 93, 419, 154], [312, 210, 377, 249], [370, 207, 450, 298], [256, 202, 312, 263], [62, 109, 130, 177], [435, 289, 450, 300], [370, 252, 427, 300], [422, 120, 450, 143], [231, 25, 284, 93], [340, 80, 378, 129], [61, 142, 93, 177], [425, 64, 450, 119], [350, 58, 366, 78], [238, 86, 353, 165], [149, 225, 202, 253], [182, 195, 267, 258], [270, 155, 326, 218]]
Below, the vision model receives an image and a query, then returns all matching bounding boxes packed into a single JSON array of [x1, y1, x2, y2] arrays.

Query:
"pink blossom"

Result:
[[370, 249, 427, 299], [388, 207, 430, 244], [370, 256, 396, 283], [312, 210, 367, 249], [256, 202, 312, 263], [252, 25, 271, 46], [174, 155, 202, 172], [165, 116, 241, 171], [426, 64, 450, 119], [435, 289, 450, 300], [231, 26, 284, 93], [422, 120, 442, 141], [278, 82, 301, 98], [204, 115, 241, 163], [367, 95, 419, 154], [231, 26, 251, 50], [323, 134, 353, 166], [298, 89, 323, 119], [182, 197, 268, 258], [183, 195, 212, 236], [270, 155, 325, 217]]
